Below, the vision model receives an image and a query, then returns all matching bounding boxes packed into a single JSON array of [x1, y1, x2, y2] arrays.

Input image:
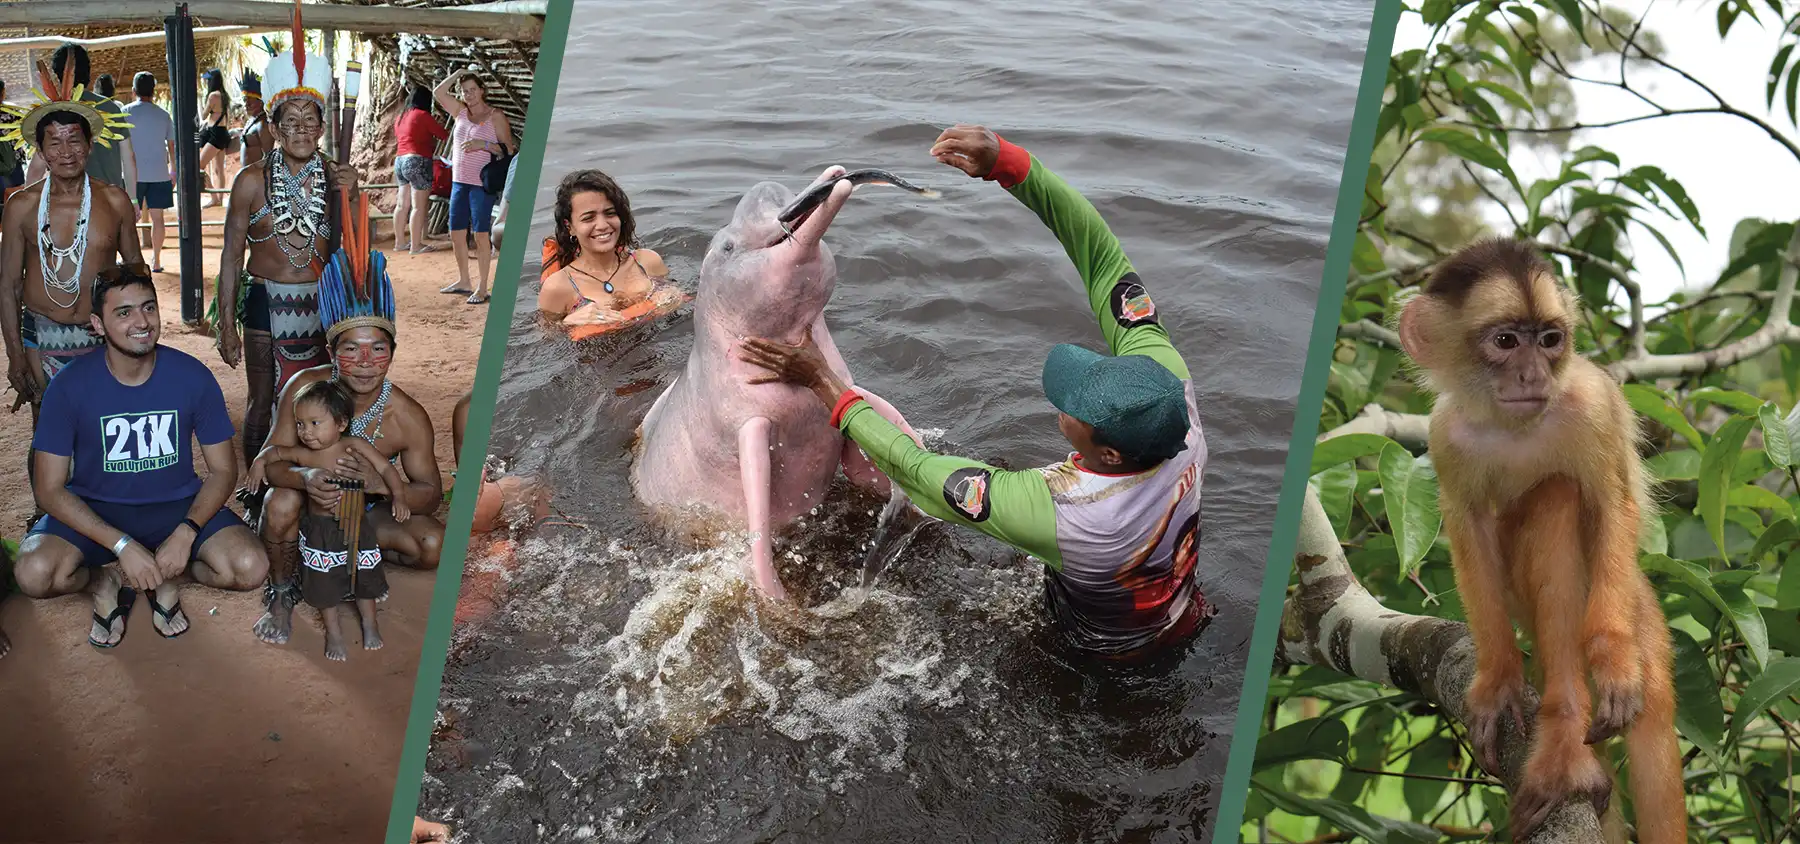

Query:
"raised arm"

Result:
[[738, 330, 1062, 568], [932, 125, 1189, 380], [431, 72, 465, 120]]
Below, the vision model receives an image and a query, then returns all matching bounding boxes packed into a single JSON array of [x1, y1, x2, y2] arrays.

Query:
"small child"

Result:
[[248, 379, 410, 661]]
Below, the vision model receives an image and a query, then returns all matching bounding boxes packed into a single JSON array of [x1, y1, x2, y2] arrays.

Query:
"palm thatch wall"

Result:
[[327, 0, 538, 233]]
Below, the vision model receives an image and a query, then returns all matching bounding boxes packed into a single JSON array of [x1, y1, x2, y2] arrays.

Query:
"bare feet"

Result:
[[252, 593, 295, 645], [359, 599, 383, 651], [322, 604, 348, 662]]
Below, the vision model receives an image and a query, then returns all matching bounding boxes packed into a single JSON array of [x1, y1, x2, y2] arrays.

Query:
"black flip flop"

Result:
[[89, 586, 137, 649], [146, 590, 190, 639]]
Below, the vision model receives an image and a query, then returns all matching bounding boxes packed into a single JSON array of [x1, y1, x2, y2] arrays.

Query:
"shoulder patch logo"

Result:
[[1110, 272, 1159, 328], [943, 466, 993, 522]]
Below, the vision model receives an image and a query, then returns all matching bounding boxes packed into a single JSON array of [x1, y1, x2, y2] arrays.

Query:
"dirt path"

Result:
[[0, 195, 489, 844]]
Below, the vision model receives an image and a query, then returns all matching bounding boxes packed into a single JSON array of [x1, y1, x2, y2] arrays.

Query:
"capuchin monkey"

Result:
[[1395, 238, 1686, 843]]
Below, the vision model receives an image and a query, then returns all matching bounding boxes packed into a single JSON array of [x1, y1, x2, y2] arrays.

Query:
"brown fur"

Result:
[[1396, 238, 1687, 843]]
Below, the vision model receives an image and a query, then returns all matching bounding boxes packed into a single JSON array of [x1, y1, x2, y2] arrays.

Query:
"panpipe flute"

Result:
[[333, 478, 367, 594]]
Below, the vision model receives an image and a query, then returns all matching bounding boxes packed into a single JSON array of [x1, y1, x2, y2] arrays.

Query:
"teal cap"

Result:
[[1041, 343, 1188, 462]]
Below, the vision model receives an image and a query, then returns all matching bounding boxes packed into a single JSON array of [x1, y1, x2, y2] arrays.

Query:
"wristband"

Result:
[[111, 535, 133, 556], [182, 518, 203, 536], [829, 389, 865, 428], [987, 134, 1031, 189]]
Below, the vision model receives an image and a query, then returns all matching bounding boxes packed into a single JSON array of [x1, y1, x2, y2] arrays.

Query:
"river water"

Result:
[[420, 2, 1373, 841]]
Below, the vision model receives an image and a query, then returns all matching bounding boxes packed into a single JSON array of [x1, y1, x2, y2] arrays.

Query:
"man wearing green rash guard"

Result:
[[740, 124, 1211, 660]]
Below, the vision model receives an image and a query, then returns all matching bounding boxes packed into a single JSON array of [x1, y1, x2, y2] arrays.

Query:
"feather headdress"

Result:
[[0, 59, 131, 151], [261, 0, 332, 120], [319, 190, 396, 345], [240, 68, 263, 101]]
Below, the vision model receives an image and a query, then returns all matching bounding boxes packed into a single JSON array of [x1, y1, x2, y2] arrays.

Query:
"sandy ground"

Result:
[[0, 189, 490, 843]]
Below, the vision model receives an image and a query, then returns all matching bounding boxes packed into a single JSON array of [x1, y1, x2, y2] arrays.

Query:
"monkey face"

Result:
[[1476, 319, 1568, 417]]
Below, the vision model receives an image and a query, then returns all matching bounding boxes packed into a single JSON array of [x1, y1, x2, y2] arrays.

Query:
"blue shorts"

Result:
[[28, 494, 244, 568], [136, 180, 174, 210], [449, 182, 493, 234]]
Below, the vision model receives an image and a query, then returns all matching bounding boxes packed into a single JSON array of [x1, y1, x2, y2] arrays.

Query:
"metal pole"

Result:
[[166, 4, 202, 325]]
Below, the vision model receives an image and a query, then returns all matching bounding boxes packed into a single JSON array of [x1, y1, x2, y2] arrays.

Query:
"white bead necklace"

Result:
[[37, 175, 91, 310]]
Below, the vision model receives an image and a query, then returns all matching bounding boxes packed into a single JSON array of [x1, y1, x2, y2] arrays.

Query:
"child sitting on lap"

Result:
[[248, 379, 410, 661]]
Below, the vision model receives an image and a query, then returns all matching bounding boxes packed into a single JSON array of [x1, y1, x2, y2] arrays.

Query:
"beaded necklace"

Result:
[[37, 175, 90, 310], [247, 147, 329, 269]]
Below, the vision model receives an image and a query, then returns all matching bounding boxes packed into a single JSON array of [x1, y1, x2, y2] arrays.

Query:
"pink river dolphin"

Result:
[[630, 166, 923, 599]]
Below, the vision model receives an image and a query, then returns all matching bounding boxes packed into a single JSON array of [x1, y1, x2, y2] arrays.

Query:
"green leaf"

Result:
[[1762, 402, 1794, 468], [1698, 416, 1755, 558], [1379, 443, 1443, 579], [1727, 657, 1800, 744], [1402, 736, 1457, 818], [1251, 783, 1440, 844], [1314, 462, 1359, 540], [1312, 433, 1397, 476], [1622, 383, 1705, 450], [1646, 449, 1701, 482], [1769, 43, 1795, 110], [1788, 62, 1800, 128], [1422, 0, 1455, 26], [1630, 166, 1704, 236], [1643, 554, 1770, 670], [1748, 518, 1800, 564], [1569, 188, 1641, 217], [1468, 79, 1533, 113], [1253, 717, 1350, 769], [1548, 0, 1587, 45], [1688, 387, 1768, 417], [1566, 145, 1621, 169], [1352, 231, 1386, 275], [1729, 484, 1795, 524], [1669, 628, 1724, 766], [1639, 512, 1668, 556], [1417, 126, 1519, 189], [1777, 553, 1800, 609], [1632, 218, 1685, 279]]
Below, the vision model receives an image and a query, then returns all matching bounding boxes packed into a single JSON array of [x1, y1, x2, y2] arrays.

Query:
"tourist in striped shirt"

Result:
[[431, 69, 514, 306]]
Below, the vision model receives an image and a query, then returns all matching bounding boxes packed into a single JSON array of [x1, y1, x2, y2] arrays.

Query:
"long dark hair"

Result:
[[408, 84, 433, 113], [203, 68, 230, 116], [553, 169, 634, 270]]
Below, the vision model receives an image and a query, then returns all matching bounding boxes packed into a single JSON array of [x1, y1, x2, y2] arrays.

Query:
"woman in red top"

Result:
[[393, 85, 449, 253]]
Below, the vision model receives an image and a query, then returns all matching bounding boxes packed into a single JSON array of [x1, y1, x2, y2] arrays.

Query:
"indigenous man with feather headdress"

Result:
[[251, 188, 445, 646], [0, 59, 142, 417], [218, 1, 359, 470]]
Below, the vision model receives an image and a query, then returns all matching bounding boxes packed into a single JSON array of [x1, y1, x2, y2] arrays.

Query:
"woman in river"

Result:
[[537, 169, 687, 332], [196, 69, 231, 207], [432, 68, 514, 305]]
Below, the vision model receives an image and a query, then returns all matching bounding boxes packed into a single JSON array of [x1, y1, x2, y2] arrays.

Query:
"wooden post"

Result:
[[165, 5, 203, 325], [322, 29, 336, 159]]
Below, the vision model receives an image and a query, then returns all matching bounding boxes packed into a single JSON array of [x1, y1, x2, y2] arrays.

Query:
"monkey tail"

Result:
[[1622, 594, 1688, 844]]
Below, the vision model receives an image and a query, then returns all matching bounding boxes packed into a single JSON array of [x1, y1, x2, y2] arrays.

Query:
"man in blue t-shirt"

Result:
[[13, 267, 268, 648]]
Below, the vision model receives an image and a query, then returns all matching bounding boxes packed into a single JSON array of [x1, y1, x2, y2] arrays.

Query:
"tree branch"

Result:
[[1278, 485, 1610, 843], [1321, 404, 1429, 447], [1339, 319, 1401, 349], [1605, 224, 1800, 381]]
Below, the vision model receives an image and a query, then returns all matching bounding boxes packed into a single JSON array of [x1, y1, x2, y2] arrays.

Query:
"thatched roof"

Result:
[[0, 21, 237, 98], [327, 0, 534, 131]]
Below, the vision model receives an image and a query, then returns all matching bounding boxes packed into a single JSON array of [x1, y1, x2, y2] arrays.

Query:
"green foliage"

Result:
[[1254, 2, 1800, 841]]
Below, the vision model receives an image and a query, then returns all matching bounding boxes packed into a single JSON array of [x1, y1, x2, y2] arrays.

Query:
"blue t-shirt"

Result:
[[32, 346, 235, 505]]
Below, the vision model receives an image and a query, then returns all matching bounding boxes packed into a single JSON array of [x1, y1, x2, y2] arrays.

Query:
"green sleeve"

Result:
[[1003, 155, 1190, 381], [839, 401, 1063, 570]]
